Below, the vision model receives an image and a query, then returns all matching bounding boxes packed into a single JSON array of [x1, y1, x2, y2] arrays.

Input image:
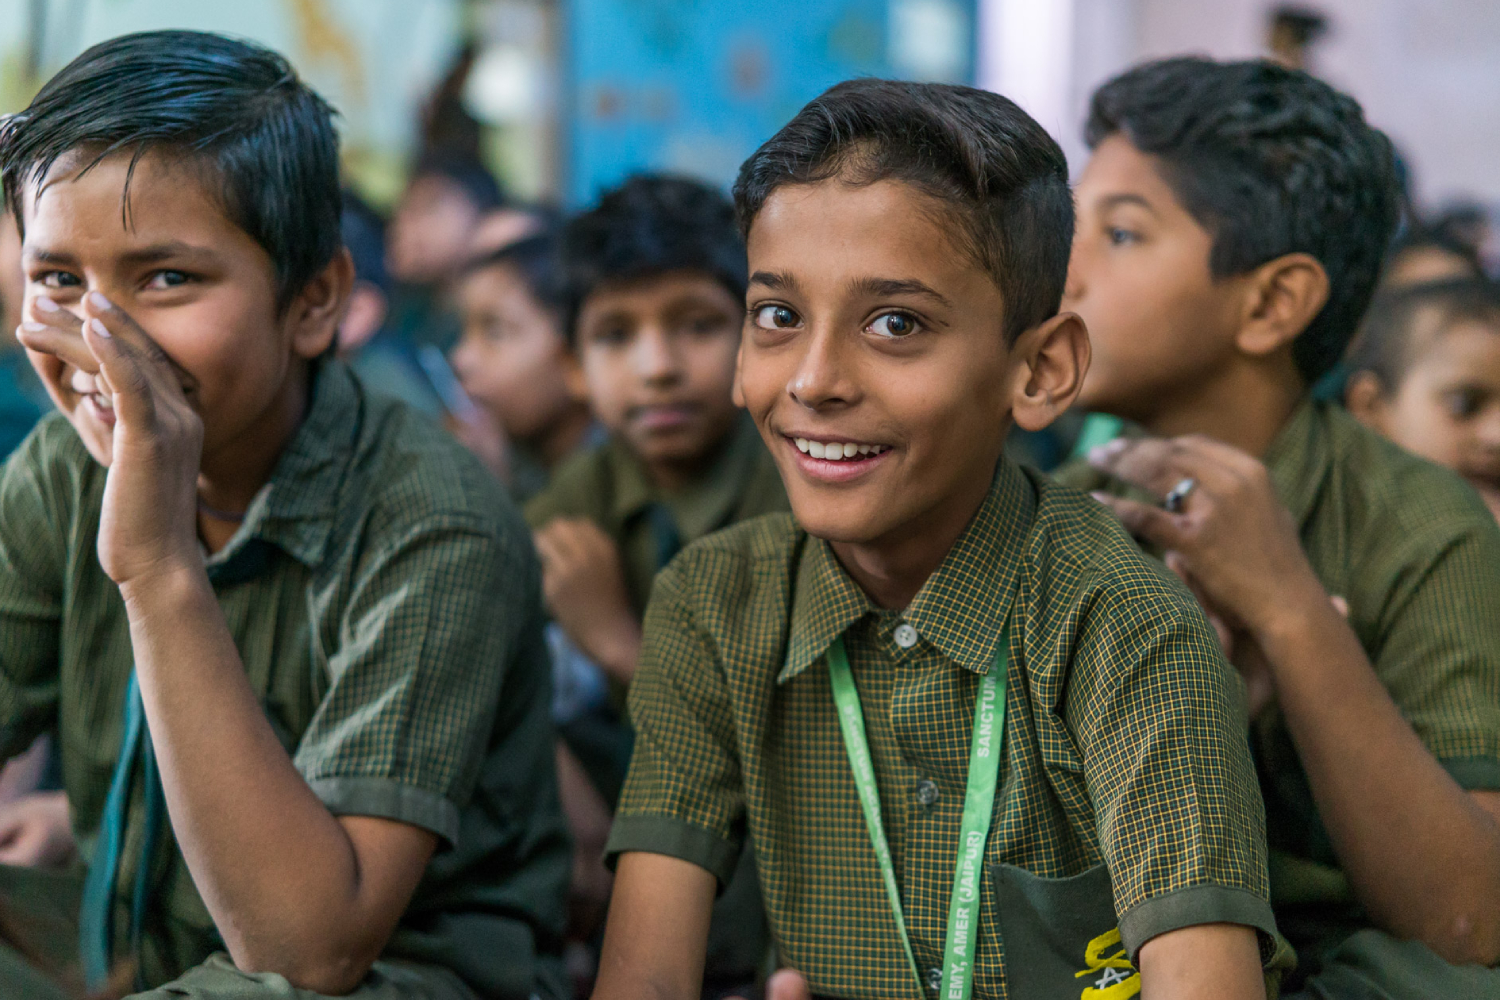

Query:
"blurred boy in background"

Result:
[[1061, 56, 1500, 997], [451, 231, 599, 505], [0, 213, 47, 460], [526, 175, 783, 996], [1345, 278, 1500, 521]]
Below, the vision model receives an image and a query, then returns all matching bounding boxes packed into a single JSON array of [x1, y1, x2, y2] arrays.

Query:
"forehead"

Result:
[[748, 177, 992, 291], [583, 270, 739, 314], [1076, 134, 1187, 213], [21, 149, 248, 255]]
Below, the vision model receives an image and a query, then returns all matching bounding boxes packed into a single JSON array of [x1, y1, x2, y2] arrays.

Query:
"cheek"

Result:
[[683, 335, 741, 396]]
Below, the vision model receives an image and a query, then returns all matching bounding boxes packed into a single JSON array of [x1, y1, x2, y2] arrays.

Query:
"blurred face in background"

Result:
[[386, 174, 484, 285], [573, 270, 742, 488], [1348, 310, 1500, 521], [0, 212, 24, 338], [450, 260, 585, 454]]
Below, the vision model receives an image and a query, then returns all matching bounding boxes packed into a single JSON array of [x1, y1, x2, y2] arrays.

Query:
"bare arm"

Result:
[[535, 519, 643, 682], [1095, 434, 1500, 965], [592, 852, 717, 1000], [20, 297, 436, 992], [1137, 923, 1264, 1000]]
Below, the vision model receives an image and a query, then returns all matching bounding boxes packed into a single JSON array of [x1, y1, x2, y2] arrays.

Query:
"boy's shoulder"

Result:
[[523, 435, 620, 529]]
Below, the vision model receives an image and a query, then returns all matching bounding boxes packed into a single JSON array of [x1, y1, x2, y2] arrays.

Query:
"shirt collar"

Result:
[[1262, 397, 1330, 530], [779, 458, 1036, 683], [205, 359, 359, 573], [606, 413, 765, 540]]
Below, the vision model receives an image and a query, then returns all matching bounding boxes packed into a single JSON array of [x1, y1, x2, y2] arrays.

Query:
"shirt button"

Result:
[[916, 779, 941, 806], [927, 967, 943, 992], [894, 622, 919, 648]]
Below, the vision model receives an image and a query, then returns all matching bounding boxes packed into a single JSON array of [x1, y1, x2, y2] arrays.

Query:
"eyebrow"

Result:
[[1098, 193, 1156, 213], [849, 276, 954, 309], [748, 270, 801, 293], [23, 240, 220, 269]]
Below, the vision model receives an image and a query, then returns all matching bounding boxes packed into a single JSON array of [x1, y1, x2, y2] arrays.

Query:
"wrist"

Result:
[[118, 556, 211, 612], [1247, 571, 1337, 654]]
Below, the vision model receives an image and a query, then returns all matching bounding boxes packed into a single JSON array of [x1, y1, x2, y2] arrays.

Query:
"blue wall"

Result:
[[564, 0, 976, 206]]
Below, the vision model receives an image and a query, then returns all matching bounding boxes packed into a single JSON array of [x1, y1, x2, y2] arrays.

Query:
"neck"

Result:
[[829, 461, 995, 611], [195, 362, 311, 553], [531, 403, 596, 470], [1138, 354, 1305, 459]]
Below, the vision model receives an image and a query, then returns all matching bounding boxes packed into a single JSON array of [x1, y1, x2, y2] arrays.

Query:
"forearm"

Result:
[[120, 565, 388, 988], [1257, 581, 1500, 963], [592, 619, 643, 684], [1138, 923, 1263, 1000], [592, 852, 715, 1000]]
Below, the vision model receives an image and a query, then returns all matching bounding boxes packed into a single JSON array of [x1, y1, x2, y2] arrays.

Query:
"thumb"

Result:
[[766, 969, 813, 1000], [1330, 595, 1349, 618]]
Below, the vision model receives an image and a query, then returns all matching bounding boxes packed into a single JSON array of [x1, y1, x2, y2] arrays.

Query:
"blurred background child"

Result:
[[1345, 278, 1500, 520], [450, 230, 598, 504]]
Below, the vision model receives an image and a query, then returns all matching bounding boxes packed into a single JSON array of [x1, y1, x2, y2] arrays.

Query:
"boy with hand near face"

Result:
[[0, 31, 569, 999], [1061, 57, 1500, 996], [593, 79, 1283, 1000]]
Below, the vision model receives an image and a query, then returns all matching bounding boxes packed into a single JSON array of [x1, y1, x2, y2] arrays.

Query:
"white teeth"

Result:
[[791, 437, 888, 461]]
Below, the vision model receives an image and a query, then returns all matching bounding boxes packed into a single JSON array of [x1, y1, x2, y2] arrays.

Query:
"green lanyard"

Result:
[[827, 628, 1008, 1000]]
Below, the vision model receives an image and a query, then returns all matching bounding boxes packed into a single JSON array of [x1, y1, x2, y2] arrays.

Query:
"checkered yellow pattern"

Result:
[[610, 459, 1277, 999]]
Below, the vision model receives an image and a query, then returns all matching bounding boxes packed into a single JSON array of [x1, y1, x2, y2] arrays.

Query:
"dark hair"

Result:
[[559, 174, 746, 342], [1348, 277, 1500, 393], [410, 152, 505, 213], [0, 30, 341, 315], [341, 190, 389, 293], [1385, 223, 1483, 281], [1087, 57, 1399, 383], [734, 78, 1073, 342], [466, 229, 566, 327]]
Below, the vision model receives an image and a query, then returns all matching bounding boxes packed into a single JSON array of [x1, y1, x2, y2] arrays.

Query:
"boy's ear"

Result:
[[1235, 252, 1330, 358], [288, 247, 355, 360], [731, 341, 746, 408], [1343, 370, 1391, 434], [1010, 311, 1091, 433]]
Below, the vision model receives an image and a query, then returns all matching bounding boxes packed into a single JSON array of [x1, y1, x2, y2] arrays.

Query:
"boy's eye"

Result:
[[751, 305, 800, 330], [867, 311, 920, 338], [38, 271, 82, 289], [145, 270, 192, 290], [1106, 227, 1140, 246], [1444, 388, 1484, 420], [591, 324, 630, 346]]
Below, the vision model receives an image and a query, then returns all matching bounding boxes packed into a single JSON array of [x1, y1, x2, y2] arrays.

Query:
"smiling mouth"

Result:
[[791, 437, 890, 461]]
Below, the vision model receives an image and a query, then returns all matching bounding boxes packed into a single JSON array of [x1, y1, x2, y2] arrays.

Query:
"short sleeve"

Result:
[[293, 514, 531, 847], [0, 419, 75, 759], [1067, 572, 1277, 958], [1355, 520, 1500, 790], [606, 564, 745, 887]]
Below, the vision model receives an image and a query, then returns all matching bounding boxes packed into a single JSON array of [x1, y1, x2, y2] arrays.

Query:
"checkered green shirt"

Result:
[[524, 413, 789, 615], [609, 459, 1278, 999], [1056, 399, 1500, 971], [0, 360, 570, 997]]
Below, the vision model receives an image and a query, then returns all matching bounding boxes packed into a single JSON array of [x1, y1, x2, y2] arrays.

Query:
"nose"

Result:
[[448, 340, 474, 384], [1476, 404, 1500, 452], [633, 324, 682, 386], [788, 325, 857, 411]]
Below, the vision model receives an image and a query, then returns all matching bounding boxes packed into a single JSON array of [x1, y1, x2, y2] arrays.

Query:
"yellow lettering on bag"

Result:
[[1074, 927, 1140, 1000]]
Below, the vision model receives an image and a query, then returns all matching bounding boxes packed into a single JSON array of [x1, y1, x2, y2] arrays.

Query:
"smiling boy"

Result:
[[0, 31, 568, 999], [1060, 58, 1500, 996], [592, 80, 1283, 1000]]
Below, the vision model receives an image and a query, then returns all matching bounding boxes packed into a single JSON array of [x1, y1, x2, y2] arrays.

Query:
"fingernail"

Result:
[[86, 291, 112, 312], [33, 296, 59, 312], [87, 317, 111, 339], [19, 321, 45, 332], [1089, 491, 1111, 504]]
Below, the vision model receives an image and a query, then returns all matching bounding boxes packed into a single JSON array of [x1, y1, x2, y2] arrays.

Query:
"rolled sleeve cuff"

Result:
[[1442, 756, 1500, 791], [1118, 884, 1278, 961], [307, 776, 461, 848], [606, 814, 739, 888]]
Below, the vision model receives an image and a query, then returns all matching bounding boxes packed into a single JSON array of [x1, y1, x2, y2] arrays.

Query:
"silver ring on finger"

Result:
[[1163, 477, 1197, 513]]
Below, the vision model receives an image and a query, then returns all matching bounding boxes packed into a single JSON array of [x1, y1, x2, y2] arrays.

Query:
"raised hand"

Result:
[[17, 292, 202, 587]]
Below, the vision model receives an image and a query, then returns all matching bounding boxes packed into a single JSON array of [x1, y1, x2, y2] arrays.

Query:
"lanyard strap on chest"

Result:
[[827, 627, 1009, 1000]]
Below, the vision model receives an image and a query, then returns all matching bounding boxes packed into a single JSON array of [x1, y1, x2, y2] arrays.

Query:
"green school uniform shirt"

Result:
[[609, 459, 1282, 1000], [1056, 399, 1500, 983], [524, 412, 789, 616], [0, 359, 570, 998]]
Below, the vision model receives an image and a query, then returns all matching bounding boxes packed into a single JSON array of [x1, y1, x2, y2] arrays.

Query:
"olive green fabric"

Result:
[[524, 412, 789, 616], [609, 459, 1282, 1000], [1056, 399, 1500, 988], [0, 360, 570, 999], [525, 410, 786, 986]]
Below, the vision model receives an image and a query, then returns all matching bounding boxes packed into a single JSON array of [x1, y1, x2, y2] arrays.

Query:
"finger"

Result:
[[766, 969, 813, 1000], [1094, 493, 1188, 551], [82, 293, 191, 397], [1089, 437, 1191, 499], [15, 321, 99, 373], [27, 295, 84, 329], [82, 317, 161, 428], [1331, 595, 1349, 618], [1171, 433, 1269, 479]]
